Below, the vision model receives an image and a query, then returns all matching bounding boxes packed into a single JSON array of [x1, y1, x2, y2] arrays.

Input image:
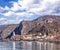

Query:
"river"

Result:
[[0, 41, 60, 50]]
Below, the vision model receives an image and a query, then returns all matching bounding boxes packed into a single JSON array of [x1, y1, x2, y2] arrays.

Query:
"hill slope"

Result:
[[18, 15, 60, 36]]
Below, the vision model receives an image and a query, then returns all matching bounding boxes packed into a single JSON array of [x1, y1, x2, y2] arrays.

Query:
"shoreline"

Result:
[[0, 39, 60, 43]]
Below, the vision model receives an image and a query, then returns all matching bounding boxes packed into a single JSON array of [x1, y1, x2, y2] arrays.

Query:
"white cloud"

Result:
[[0, 0, 60, 25], [0, 7, 4, 13], [10, 2, 21, 11], [4, 6, 10, 10], [0, 18, 7, 21], [18, 0, 33, 10], [2, 11, 15, 16], [0, 18, 8, 25], [1, 0, 60, 17], [0, 6, 10, 12], [27, 0, 60, 15], [0, 19, 23, 25], [6, 19, 23, 24], [15, 12, 34, 18]]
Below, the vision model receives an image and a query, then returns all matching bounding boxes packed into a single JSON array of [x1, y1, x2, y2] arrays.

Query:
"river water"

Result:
[[0, 41, 60, 50]]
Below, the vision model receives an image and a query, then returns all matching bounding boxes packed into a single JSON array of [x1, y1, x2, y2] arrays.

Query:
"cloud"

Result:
[[1, 0, 60, 16], [10, 2, 21, 11], [27, 0, 60, 15], [0, 18, 7, 21], [2, 11, 15, 16], [5, 19, 23, 24], [0, 0, 60, 25], [0, 18, 23, 25], [0, 18, 8, 25]]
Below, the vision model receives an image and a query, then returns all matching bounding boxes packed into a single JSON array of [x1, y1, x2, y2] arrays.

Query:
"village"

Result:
[[10, 32, 58, 41]]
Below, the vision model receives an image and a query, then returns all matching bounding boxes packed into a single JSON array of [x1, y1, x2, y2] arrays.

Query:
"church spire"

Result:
[[13, 31, 15, 36]]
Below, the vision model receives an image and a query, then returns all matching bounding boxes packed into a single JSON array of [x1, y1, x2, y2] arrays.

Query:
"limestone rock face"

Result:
[[21, 21, 36, 34], [19, 15, 60, 36], [1, 24, 18, 39]]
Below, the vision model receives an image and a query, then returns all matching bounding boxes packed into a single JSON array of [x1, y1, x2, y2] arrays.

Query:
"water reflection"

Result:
[[0, 41, 60, 50], [13, 42, 15, 50]]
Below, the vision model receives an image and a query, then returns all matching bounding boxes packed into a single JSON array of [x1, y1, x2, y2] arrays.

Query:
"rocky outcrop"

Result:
[[19, 15, 60, 36], [1, 24, 18, 39]]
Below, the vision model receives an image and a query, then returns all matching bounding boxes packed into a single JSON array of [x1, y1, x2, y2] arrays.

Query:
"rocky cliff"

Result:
[[19, 15, 60, 36], [1, 24, 18, 39]]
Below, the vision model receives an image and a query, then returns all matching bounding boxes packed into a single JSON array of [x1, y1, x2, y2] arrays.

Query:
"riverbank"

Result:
[[1, 39, 60, 44]]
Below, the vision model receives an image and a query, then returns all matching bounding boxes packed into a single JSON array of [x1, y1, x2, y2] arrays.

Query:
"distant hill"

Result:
[[1, 24, 18, 39], [0, 25, 9, 32]]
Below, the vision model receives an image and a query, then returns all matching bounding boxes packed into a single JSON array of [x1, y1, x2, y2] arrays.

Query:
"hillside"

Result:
[[18, 15, 60, 36], [0, 25, 9, 32], [1, 24, 18, 39], [1, 15, 60, 40]]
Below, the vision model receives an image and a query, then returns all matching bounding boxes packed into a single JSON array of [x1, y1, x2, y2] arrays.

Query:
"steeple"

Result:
[[13, 31, 15, 36]]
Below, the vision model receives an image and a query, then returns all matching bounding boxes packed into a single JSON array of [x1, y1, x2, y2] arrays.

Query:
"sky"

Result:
[[0, 0, 60, 25]]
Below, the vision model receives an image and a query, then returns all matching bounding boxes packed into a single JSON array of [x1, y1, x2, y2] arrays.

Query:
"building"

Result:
[[22, 34, 33, 40]]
